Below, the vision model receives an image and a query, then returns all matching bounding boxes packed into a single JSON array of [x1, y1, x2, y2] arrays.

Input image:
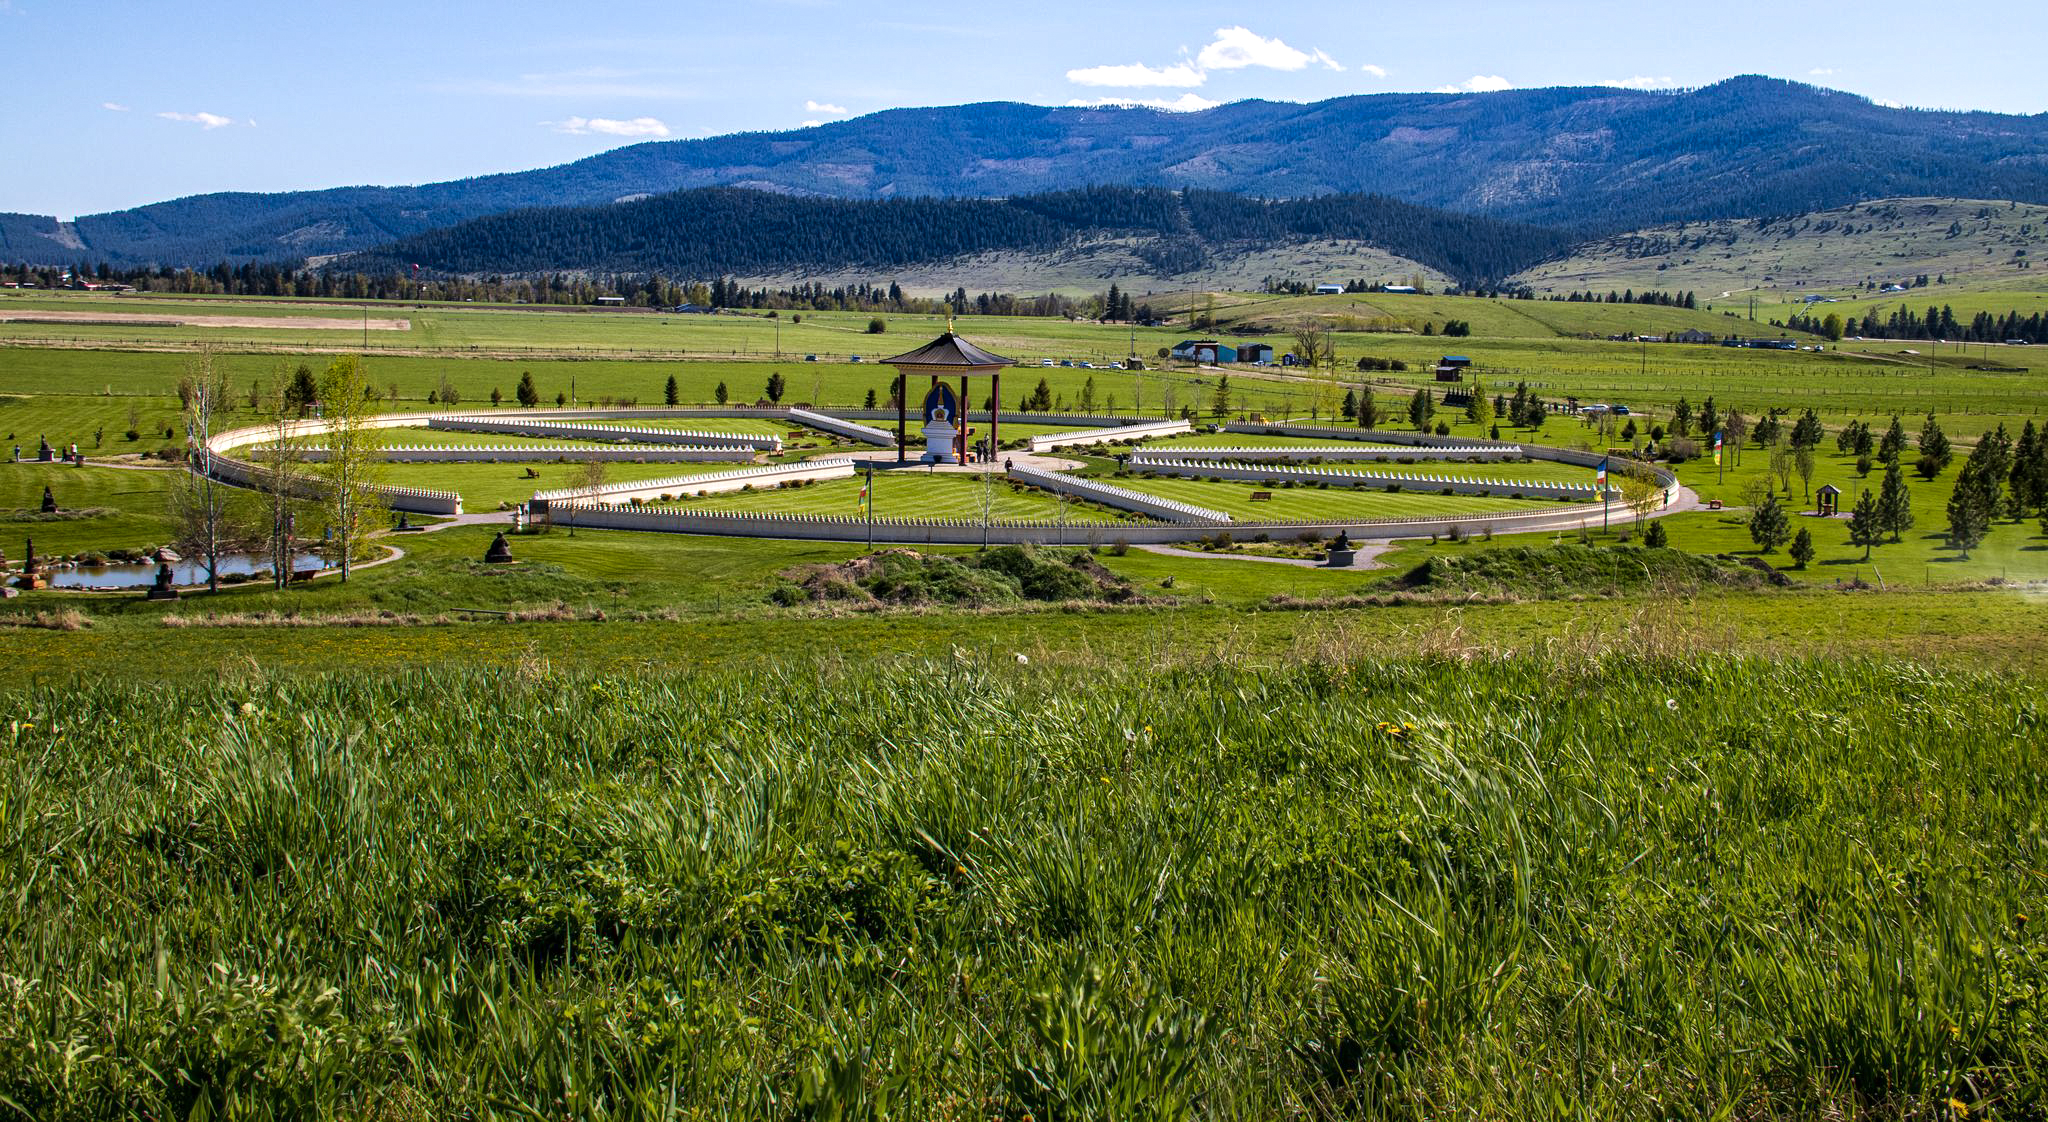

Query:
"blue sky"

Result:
[[2, 0, 2042, 219]]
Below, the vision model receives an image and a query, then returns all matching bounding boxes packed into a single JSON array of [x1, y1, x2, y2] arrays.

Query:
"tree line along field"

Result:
[[1, 654, 2042, 1118]]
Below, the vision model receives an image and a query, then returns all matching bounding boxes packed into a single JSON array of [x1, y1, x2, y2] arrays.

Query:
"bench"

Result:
[[1250, 491, 1272, 502]]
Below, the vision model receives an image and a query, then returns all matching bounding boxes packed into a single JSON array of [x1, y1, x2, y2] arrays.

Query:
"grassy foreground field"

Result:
[[1, 653, 2041, 1118]]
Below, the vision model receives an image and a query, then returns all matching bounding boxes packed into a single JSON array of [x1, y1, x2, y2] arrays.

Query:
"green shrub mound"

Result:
[[1396, 543, 1792, 597], [0, 655, 2042, 1118], [771, 545, 1139, 607]]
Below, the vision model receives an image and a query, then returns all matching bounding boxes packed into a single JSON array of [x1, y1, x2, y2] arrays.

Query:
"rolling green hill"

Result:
[[1510, 197, 2048, 297]]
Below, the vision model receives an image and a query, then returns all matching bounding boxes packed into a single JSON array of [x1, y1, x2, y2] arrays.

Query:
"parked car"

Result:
[[1612, 405, 1631, 415], [1040, 358, 1055, 366], [804, 354, 818, 362]]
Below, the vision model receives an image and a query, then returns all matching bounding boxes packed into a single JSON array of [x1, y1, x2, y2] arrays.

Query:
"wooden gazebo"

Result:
[[882, 330, 1014, 464]]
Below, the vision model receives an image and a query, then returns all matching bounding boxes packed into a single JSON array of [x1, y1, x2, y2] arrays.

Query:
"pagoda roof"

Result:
[[882, 331, 1014, 369]]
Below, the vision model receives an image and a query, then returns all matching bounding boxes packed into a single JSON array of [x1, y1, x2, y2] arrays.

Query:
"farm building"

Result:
[[1434, 355, 1472, 382], [1314, 283, 1344, 295], [594, 295, 627, 306], [1382, 285, 1418, 294], [1674, 328, 1714, 344], [1238, 343, 1275, 364], [1171, 339, 1238, 364]]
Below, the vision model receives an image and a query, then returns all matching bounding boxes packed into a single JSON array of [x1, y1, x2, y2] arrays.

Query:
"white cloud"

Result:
[[157, 110, 234, 129], [1066, 60, 1206, 88], [1434, 75, 1512, 94], [1066, 93, 1221, 112], [801, 120, 824, 128], [100, 101, 129, 112], [548, 116, 672, 137], [1599, 76, 1679, 90], [804, 99, 849, 114], [1197, 26, 1330, 72], [1871, 96, 1904, 109], [1356, 62, 1388, 79], [1810, 67, 1836, 76], [1310, 48, 1345, 73]]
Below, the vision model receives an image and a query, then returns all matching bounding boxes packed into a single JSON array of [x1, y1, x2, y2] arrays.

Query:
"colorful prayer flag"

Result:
[[1713, 431, 1723, 465], [1595, 458, 1608, 488]]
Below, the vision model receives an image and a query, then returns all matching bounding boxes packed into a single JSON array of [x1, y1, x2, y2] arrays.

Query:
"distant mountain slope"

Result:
[[9, 76, 2048, 268], [1509, 197, 2048, 295], [345, 186, 1568, 286]]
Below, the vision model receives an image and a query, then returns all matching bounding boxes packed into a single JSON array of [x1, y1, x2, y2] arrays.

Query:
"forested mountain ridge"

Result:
[[7, 76, 2048, 268], [342, 186, 1568, 286]]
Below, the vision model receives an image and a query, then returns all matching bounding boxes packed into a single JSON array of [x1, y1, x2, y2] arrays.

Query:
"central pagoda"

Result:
[[881, 329, 1015, 464]]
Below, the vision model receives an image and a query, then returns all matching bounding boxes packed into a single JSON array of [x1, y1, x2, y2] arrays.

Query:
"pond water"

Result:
[[46, 552, 324, 589]]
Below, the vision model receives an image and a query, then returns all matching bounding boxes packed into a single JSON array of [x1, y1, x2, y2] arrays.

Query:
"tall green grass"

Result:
[[0, 653, 2041, 1118]]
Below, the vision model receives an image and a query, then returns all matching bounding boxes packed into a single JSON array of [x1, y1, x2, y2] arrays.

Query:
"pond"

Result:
[[46, 552, 325, 590]]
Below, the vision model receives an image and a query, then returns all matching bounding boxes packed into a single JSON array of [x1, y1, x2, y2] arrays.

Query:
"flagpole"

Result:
[[865, 463, 874, 549]]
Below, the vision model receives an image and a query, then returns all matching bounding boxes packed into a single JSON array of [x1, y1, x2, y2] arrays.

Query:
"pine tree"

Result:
[[1788, 525, 1815, 569], [1878, 414, 1906, 464], [2013, 420, 2048, 516], [765, 371, 786, 403], [1876, 462, 1914, 543], [715, 381, 729, 405], [1846, 488, 1883, 561], [1357, 386, 1380, 430], [864, 387, 878, 409], [1916, 411, 1952, 478], [663, 374, 679, 406], [1466, 376, 1493, 430], [1408, 388, 1434, 432], [1946, 458, 1994, 555], [1790, 408, 1824, 450], [515, 371, 539, 408], [1643, 519, 1668, 548], [1211, 373, 1232, 418], [1340, 390, 1357, 421], [1749, 493, 1791, 553]]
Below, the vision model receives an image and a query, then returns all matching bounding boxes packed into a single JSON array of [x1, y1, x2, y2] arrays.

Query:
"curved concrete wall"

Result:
[[1029, 419, 1192, 452], [1130, 444, 1523, 463], [429, 416, 780, 451], [1128, 458, 1607, 502], [1007, 464, 1230, 524], [537, 497, 1658, 545], [275, 444, 753, 464]]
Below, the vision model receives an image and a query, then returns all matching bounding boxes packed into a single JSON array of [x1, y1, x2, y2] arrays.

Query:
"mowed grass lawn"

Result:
[[1114, 476, 1569, 521], [664, 473, 1127, 523], [378, 461, 738, 510]]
